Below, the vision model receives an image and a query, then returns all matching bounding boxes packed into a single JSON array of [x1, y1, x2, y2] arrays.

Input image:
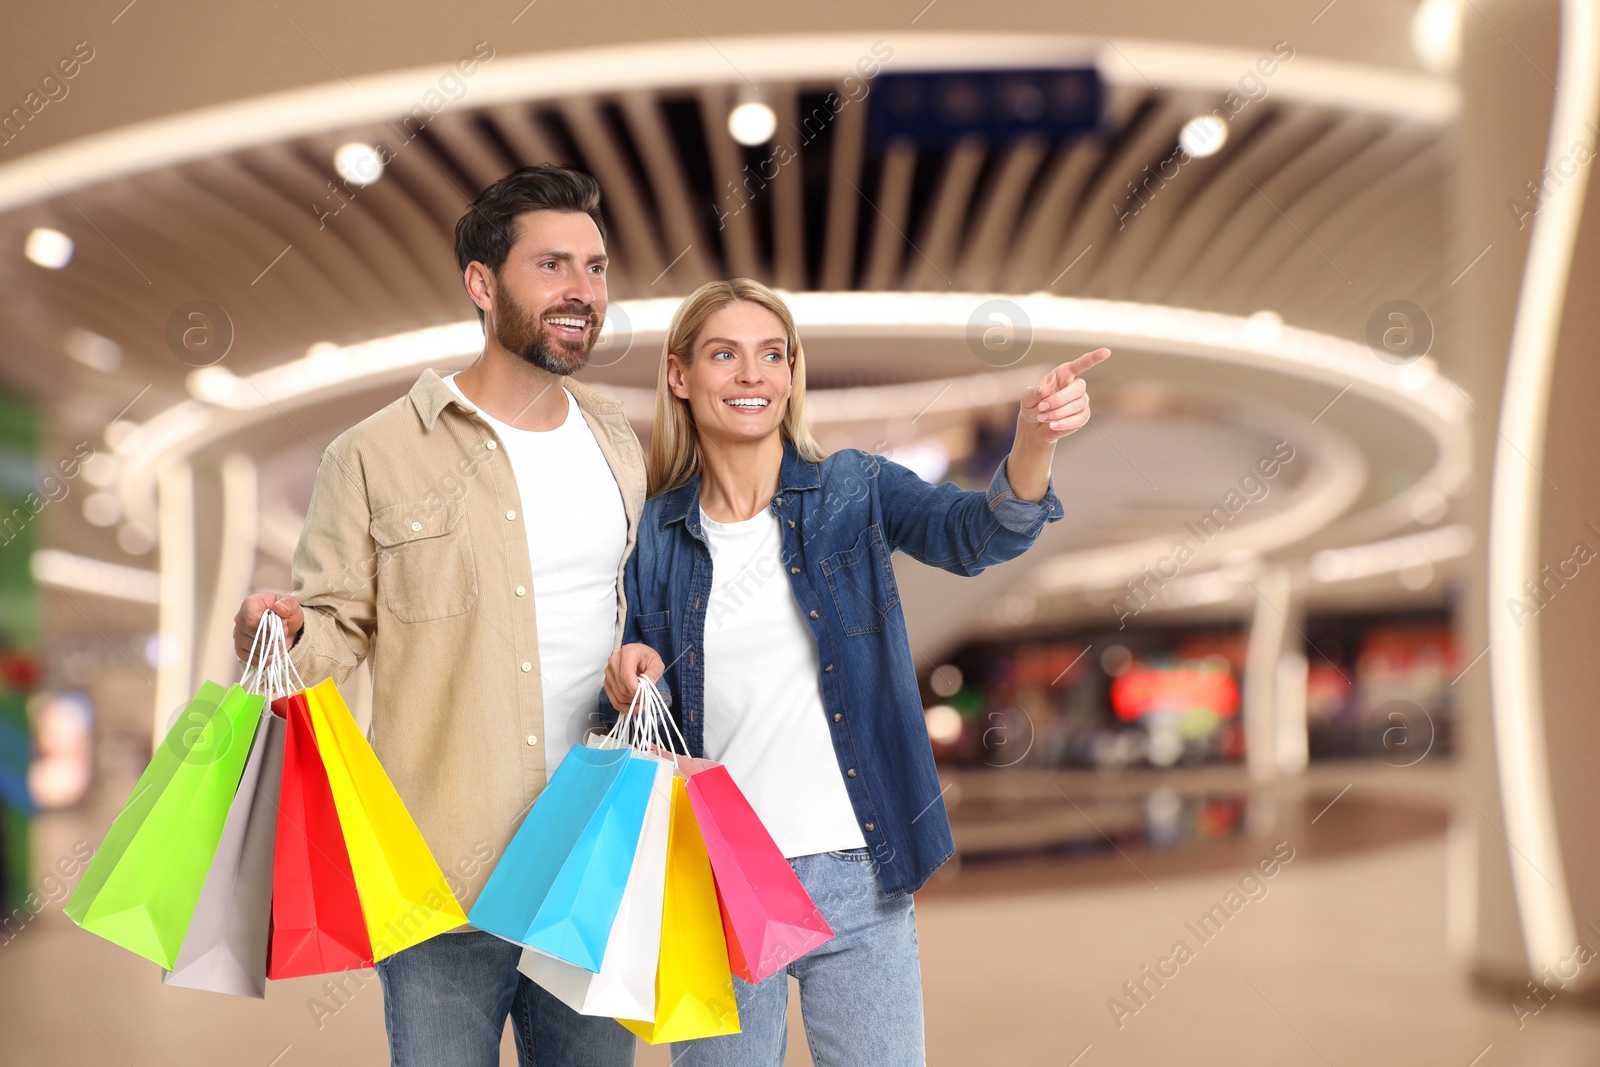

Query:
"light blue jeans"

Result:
[[671, 847, 926, 1067], [376, 929, 636, 1066]]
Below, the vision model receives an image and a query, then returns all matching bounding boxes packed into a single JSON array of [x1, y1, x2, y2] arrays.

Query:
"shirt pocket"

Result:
[[636, 609, 672, 634], [369, 499, 478, 622], [820, 523, 900, 636]]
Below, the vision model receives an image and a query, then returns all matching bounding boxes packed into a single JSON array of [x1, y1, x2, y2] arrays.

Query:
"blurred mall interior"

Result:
[[2, 0, 1600, 1063]]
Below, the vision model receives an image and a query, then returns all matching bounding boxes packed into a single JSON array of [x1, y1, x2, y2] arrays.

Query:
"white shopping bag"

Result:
[[519, 751, 673, 1021]]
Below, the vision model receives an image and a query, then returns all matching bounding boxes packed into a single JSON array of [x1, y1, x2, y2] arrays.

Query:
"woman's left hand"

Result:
[[1018, 348, 1111, 445]]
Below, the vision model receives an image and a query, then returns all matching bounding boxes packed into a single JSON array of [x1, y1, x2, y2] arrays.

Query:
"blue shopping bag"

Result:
[[470, 743, 656, 970]]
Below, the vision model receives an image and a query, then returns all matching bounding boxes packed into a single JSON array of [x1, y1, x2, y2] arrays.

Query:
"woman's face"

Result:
[[668, 301, 793, 448]]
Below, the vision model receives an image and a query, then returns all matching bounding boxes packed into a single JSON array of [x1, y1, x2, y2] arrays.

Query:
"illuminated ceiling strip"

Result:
[[111, 295, 1472, 541], [1307, 523, 1474, 582], [1486, 0, 1594, 974], [0, 35, 1455, 214], [31, 548, 159, 603]]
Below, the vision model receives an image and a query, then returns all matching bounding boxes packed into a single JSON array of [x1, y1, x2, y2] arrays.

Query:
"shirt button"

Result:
[[833, 713, 842, 722], [515, 585, 526, 596], [506, 509, 516, 520], [486, 440, 497, 450], [865, 822, 875, 831], [526, 735, 538, 746], [520, 661, 532, 672], [847, 768, 857, 778], [809, 609, 819, 620], [774, 496, 783, 506], [411, 521, 422, 532], [824, 663, 834, 672], [790, 566, 800, 574], [787, 519, 795, 528]]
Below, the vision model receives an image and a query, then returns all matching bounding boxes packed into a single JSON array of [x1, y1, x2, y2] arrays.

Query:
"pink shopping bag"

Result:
[[667, 753, 834, 983]]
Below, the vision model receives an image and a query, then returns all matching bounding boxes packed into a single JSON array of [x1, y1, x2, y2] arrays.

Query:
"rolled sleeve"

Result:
[[986, 457, 1065, 536]]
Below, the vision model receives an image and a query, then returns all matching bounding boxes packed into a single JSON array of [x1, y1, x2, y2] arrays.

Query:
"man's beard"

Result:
[[493, 286, 598, 376]]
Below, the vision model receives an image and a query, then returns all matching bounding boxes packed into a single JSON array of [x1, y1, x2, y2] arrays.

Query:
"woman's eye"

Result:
[[763, 351, 784, 362], [711, 350, 734, 360]]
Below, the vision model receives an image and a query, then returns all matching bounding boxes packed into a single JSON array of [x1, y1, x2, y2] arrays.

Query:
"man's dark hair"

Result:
[[453, 163, 606, 280]]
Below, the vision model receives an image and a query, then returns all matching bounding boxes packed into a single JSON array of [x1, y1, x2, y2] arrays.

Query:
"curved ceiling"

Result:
[[0, 32, 1471, 658]]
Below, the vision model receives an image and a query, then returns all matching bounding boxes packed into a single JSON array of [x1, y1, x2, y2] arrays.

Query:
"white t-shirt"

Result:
[[700, 509, 867, 858], [444, 373, 627, 772]]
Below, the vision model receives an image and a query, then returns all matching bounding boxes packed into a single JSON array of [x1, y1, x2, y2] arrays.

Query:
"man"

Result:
[[233, 164, 641, 1066]]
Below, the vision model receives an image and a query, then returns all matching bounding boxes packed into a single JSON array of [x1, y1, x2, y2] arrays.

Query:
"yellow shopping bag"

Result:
[[303, 679, 468, 959], [621, 776, 740, 1043]]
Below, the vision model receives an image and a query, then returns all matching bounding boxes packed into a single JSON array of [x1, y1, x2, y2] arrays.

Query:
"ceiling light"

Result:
[[1411, 0, 1463, 75], [64, 328, 123, 372], [334, 142, 384, 186], [82, 492, 121, 527], [24, 227, 74, 269], [187, 365, 241, 405], [924, 705, 964, 745], [31, 549, 159, 603], [728, 101, 777, 146], [1179, 115, 1228, 159]]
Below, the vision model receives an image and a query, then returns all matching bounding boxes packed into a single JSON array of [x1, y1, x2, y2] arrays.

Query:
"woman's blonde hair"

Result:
[[647, 278, 827, 496]]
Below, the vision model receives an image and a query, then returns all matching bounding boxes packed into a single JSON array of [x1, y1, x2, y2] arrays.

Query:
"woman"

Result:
[[603, 279, 1107, 1065]]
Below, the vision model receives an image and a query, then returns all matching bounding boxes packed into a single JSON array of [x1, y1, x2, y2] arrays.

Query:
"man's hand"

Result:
[[1018, 347, 1110, 446], [234, 592, 305, 663], [604, 643, 666, 711]]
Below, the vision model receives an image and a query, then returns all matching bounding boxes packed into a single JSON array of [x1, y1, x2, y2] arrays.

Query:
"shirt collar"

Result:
[[408, 367, 624, 430], [658, 438, 821, 529]]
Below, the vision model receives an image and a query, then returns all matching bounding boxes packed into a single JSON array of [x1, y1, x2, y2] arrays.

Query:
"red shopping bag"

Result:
[[675, 757, 834, 983], [267, 692, 374, 978]]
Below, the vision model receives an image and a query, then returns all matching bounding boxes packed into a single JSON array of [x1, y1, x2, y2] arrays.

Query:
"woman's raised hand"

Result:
[[1019, 348, 1110, 445], [604, 642, 667, 711]]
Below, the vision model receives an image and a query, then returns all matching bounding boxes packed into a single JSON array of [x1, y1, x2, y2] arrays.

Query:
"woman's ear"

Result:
[[666, 353, 691, 400]]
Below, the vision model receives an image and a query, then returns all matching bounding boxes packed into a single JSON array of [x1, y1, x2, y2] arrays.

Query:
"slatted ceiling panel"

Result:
[[1001, 140, 1100, 291], [820, 91, 867, 291], [561, 97, 667, 291], [244, 146, 416, 329], [698, 86, 761, 281], [955, 136, 1049, 292], [483, 104, 566, 169], [1294, 190, 1448, 324], [1263, 149, 1441, 311], [371, 129, 481, 237], [861, 139, 917, 291], [1136, 110, 1330, 300], [182, 159, 371, 346], [905, 135, 985, 291], [301, 130, 462, 297], [1049, 98, 1194, 291], [1090, 103, 1279, 299], [619, 92, 714, 290], [265, 145, 443, 320], [769, 82, 808, 292], [424, 113, 519, 196], [1213, 132, 1426, 304], [1168, 118, 1390, 308]]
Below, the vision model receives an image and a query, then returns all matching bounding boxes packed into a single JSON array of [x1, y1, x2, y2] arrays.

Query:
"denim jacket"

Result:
[[609, 442, 1063, 898]]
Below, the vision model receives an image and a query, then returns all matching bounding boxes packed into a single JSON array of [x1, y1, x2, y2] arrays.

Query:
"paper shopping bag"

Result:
[[268, 693, 373, 978], [518, 752, 672, 1021], [469, 744, 650, 966], [163, 711, 285, 996], [686, 764, 834, 982], [70, 684, 263, 968], [65, 680, 230, 925], [621, 777, 739, 1044], [303, 679, 467, 960]]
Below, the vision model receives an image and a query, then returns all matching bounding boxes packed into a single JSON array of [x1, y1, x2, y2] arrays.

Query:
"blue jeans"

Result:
[[376, 929, 637, 1066], [671, 848, 925, 1067]]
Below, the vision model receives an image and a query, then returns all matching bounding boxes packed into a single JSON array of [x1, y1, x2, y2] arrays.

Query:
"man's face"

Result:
[[486, 209, 608, 376]]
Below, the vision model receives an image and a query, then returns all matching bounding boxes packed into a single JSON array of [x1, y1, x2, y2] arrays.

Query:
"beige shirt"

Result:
[[286, 368, 646, 917]]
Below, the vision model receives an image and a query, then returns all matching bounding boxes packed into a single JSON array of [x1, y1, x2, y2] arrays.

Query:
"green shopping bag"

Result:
[[66, 682, 265, 968]]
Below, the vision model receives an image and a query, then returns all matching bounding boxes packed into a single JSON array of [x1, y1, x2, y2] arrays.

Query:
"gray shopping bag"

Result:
[[162, 712, 285, 997]]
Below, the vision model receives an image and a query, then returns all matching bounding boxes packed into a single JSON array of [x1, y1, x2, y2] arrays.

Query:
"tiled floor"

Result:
[[9, 766, 1600, 1065]]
